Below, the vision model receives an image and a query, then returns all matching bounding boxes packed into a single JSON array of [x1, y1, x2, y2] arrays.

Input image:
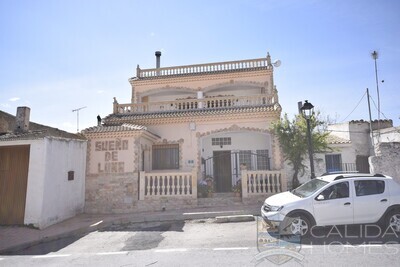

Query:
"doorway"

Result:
[[213, 151, 232, 192], [0, 145, 30, 225]]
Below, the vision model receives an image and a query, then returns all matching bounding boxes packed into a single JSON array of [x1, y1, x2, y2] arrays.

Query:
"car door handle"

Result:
[[380, 199, 388, 202], [344, 202, 351, 206]]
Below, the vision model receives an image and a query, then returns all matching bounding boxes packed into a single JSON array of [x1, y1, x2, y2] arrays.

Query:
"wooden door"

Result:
[[0, 145, 30, 225], [356, 155, 370, 173], [213, 151, 232, 192]]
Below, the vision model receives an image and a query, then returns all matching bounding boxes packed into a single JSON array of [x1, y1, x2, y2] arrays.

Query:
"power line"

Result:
[[340, 91, 367, 123], [369, 95, 389, 120]]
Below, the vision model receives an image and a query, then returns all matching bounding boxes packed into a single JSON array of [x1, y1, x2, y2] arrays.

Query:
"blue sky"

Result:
[[1, 0, 399, 132]]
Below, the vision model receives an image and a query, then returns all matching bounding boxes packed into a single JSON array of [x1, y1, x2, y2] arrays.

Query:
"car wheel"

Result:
[[288, 213, 312, 237], [386, 210, 400, 233]]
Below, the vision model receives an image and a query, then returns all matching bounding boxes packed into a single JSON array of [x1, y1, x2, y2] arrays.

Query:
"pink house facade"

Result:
[[83, 52, 287, 213]]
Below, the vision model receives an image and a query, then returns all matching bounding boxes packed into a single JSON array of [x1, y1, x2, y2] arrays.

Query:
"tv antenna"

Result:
[[72, 106, 87, 132]]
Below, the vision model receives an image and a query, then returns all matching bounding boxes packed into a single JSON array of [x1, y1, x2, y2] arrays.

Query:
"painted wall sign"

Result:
[[95, 139, 129, 173]]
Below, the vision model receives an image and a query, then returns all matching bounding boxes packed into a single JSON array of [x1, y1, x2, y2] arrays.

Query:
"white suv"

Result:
[[261, 173, 400, 236]]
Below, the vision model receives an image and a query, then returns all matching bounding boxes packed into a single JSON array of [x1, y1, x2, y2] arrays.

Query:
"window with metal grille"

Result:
[[152, 144, 179, 170], [256, 149, 270, 170], [211, 137, 231, 146], [325, 154, 342, 172], [239, 150, 252, 170]]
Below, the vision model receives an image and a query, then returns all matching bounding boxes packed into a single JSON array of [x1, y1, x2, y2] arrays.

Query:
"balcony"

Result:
[[325, 163, 370, 174], [114, 94, 278, 114], [134, 57, 271, 80]]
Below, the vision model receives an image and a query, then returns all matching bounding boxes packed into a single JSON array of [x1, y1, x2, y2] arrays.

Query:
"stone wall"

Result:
[[85, 172, 199, 213], [85, 173, 138, 214], [369, 142, 400, 184], [135, 198, 198, 213]]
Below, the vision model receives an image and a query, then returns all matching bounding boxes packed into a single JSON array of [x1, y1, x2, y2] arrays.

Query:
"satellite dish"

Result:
[[273, 60, 281, 67]]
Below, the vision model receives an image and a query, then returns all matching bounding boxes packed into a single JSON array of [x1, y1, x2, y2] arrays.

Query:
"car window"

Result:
[[292, 179, 329, 198], [317, 181, 349, 200], [355, 180, 385, 196]]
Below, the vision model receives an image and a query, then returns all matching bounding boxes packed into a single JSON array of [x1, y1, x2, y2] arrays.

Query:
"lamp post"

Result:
[[301, 100, 315, 179]]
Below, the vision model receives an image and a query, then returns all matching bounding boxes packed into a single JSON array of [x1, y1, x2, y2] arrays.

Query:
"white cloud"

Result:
[[97, 90, 105, 94], [150, 32, 155, 37], [9, 97, 20, 102]]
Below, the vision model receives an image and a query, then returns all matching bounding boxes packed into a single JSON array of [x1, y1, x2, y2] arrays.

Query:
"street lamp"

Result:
[[301, 100, 315, 179]]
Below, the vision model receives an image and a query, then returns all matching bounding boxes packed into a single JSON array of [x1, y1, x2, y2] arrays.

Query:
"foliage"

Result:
[[198, 184, 209, 197], [198, 176, 215, 197], [272, 112, 332, 188], [232, 180, 242, 193]]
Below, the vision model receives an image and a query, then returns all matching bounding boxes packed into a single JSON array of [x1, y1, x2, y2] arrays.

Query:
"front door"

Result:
[[0, 145, 30, 225], [213, 151, 232, 192]]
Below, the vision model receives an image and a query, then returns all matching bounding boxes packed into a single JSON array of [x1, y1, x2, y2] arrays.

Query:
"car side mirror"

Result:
[[317, 195, 325, 201]]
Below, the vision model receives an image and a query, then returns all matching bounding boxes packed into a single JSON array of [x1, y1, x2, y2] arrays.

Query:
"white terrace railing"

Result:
[[241, 170, 287, 198], [136, 57, 271, 79], [115, 94, 277, 114], [139, 171, 197, 200]]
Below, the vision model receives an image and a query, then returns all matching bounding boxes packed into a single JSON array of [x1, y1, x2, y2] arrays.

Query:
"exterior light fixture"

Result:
[[300, 100, 314, 119]]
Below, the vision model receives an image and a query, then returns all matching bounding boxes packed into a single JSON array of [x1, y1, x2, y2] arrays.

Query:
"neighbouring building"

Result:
[[294, 119, 397, 185], [0, 107, 87, 229], [373, 125, 400, 144], [370, 124, 400, 182], [83, 52, 287, 213]]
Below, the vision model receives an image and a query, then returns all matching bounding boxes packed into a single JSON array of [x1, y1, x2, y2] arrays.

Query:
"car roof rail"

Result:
[[321, 171, 359, 176], [333, 173, 387, 180], [333, 175, 345, 180]]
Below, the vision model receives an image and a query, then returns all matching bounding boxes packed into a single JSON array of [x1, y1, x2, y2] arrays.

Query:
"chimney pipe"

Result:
[[15, 106, 30, 133], [155, 51, 161, 69]]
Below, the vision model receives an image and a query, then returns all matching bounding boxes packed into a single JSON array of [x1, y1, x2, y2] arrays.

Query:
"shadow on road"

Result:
[[5, 221, 186, 255], [100, 220, 185, 233], [100, 221, 185, 251], [5, 235, 84, 255]]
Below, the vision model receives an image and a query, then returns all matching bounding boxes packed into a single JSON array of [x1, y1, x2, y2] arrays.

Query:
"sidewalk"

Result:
[[0, 204, 261, 254]]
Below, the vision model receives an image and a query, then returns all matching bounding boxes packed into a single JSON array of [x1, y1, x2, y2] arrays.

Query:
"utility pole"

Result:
[[371, 51, 381, 141], [366, 88, 375, 155], [72, 106, 87, 132]]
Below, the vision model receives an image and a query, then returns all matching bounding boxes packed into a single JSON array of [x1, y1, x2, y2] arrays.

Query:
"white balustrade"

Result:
[[241, 170, 287, 198], [139, 171, 197, 200], [115, 94, 275, 114], [137, 58, 270, 79]]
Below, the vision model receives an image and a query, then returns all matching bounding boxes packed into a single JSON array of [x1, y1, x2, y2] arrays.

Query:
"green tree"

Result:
[[272, 113, 332, 188]]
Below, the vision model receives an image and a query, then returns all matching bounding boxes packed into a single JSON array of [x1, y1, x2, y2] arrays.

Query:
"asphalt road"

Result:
[[1, 218, 400, 266]]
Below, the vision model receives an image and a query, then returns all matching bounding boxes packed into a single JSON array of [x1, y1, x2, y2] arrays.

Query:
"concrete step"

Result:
[[197, 193, 243, 207], [213, 192, 236, 197]]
